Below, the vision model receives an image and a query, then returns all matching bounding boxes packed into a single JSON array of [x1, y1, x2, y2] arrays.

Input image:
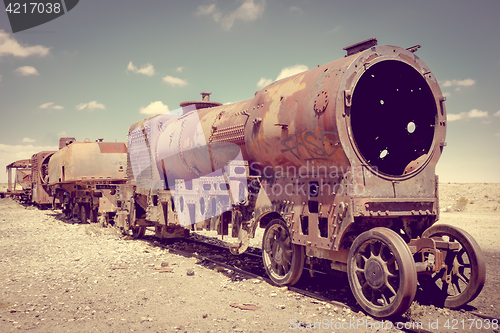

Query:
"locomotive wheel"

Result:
[[72, 202, 80, 219], [80, 204, 91, 223], [262, 219, 304, 285], [90, 209, 98, 223], [131, 226, 146, 239], [347, 227, 417, 318], [98, 215, 108, 228], [80, 204, 88, 223], [420, 224, 486, 309]]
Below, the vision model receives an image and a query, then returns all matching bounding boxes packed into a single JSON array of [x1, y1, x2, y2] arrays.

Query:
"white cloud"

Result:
[[14, 66, 39, 76], [467, 109, 488, 118], [256, 64, 309, 88], [39, 102, 63, 110], [162, 75, 188, 87], [327, 26, 341, 34], [176, 66, 184, 72], [195, 4, 217, 16], [441, 78, 476, 88], [289, 6, 303, 14], [22, 137, 36, 143], [76, 101, 106, 111], [139, 101, 170, 115], [40, 102, 53, 109], [446, 113, 464, 122], [442, 91, 451, 98], [0, 30, 50, 58], [494, 110, 500, 117], [447, 109, 489, 122], [58, 131, 67, 137], [126, 61, 155, 76], [276, 64, 308, 81], [256, 77, 272, 88], [195, 0, 265, 31], [0, 143, 59, 182]]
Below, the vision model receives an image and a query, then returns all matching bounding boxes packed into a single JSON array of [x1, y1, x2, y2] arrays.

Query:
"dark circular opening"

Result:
[[350, 60, 436, 176]]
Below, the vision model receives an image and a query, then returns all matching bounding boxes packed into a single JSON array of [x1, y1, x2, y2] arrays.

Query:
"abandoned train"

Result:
[[5, 39, 485, 318]]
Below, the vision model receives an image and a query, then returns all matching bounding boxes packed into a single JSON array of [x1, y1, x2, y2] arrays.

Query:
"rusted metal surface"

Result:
[[7, 38, 482, 318], [48, 139, 127, 220], [126, 39, 449, 248], [5, 159, 32, 202], [179, 92, 223, 111], [119, 38, 486, 318], [31, 151, 56, 207], [6, 159, 31, 192], [48, 141, 126, 184]]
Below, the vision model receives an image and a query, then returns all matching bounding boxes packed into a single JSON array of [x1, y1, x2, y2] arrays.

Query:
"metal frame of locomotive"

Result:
[[41, 38, 484, 318], [47, 137, 128, 223]]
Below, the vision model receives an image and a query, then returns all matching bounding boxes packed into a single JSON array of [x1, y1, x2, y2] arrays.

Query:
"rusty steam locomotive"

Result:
[[5, 39, 485, 318]]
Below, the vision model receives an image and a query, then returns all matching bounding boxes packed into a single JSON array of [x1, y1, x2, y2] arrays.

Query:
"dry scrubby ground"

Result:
[[0, 183, 499, 332]]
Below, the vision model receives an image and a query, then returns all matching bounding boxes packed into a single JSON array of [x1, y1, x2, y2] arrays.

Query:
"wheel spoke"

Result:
[[370, 288, 377, 305], [380, 292, 389, 306], [456, 249, 469, 266], [283, 250, 292, 264], [454, 279, 462, 294], [457, 267, 470, 283], [451, 280, 460, 295], [432, 270, 444, 283], [384, 281, 397, 297]]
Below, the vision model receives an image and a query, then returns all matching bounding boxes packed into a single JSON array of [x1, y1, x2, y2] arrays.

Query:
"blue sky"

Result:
[[0, 0, 499, 183]]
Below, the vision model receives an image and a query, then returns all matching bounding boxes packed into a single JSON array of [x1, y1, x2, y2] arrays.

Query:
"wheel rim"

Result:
[[420, 224, 486, 309], [348, 227, 417, 318], [262, 219, 304, 285]]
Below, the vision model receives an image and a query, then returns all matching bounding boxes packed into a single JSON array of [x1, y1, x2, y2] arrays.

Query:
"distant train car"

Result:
[[5, 159, 32, 203], [30, 151, 57, 208], [48, 138, 127, 223]]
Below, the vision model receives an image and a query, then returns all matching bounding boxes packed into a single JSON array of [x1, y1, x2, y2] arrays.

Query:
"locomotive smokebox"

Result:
[[244, 38, 446, 201], [247, 39, 445, 177]]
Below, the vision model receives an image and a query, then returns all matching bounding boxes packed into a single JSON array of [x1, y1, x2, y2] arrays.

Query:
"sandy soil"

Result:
[[0, 183, 499, 332]]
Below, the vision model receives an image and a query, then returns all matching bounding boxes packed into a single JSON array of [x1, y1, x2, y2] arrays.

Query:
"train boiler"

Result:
[[117, 38, 484, 318]]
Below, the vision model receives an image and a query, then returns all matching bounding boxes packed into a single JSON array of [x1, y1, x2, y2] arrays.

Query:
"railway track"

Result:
[[134, 229, 499, 332], [138, 230, 448, 333]]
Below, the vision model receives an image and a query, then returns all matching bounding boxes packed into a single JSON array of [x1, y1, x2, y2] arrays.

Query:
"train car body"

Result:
[[48, 138, 127, 222], [114, 38, 485, 318], [5, 159, 32, 202], [30, 151, 56, 208]]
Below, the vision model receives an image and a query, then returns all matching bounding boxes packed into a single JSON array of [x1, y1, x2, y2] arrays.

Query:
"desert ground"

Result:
[[0, 183, 499, 332]]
